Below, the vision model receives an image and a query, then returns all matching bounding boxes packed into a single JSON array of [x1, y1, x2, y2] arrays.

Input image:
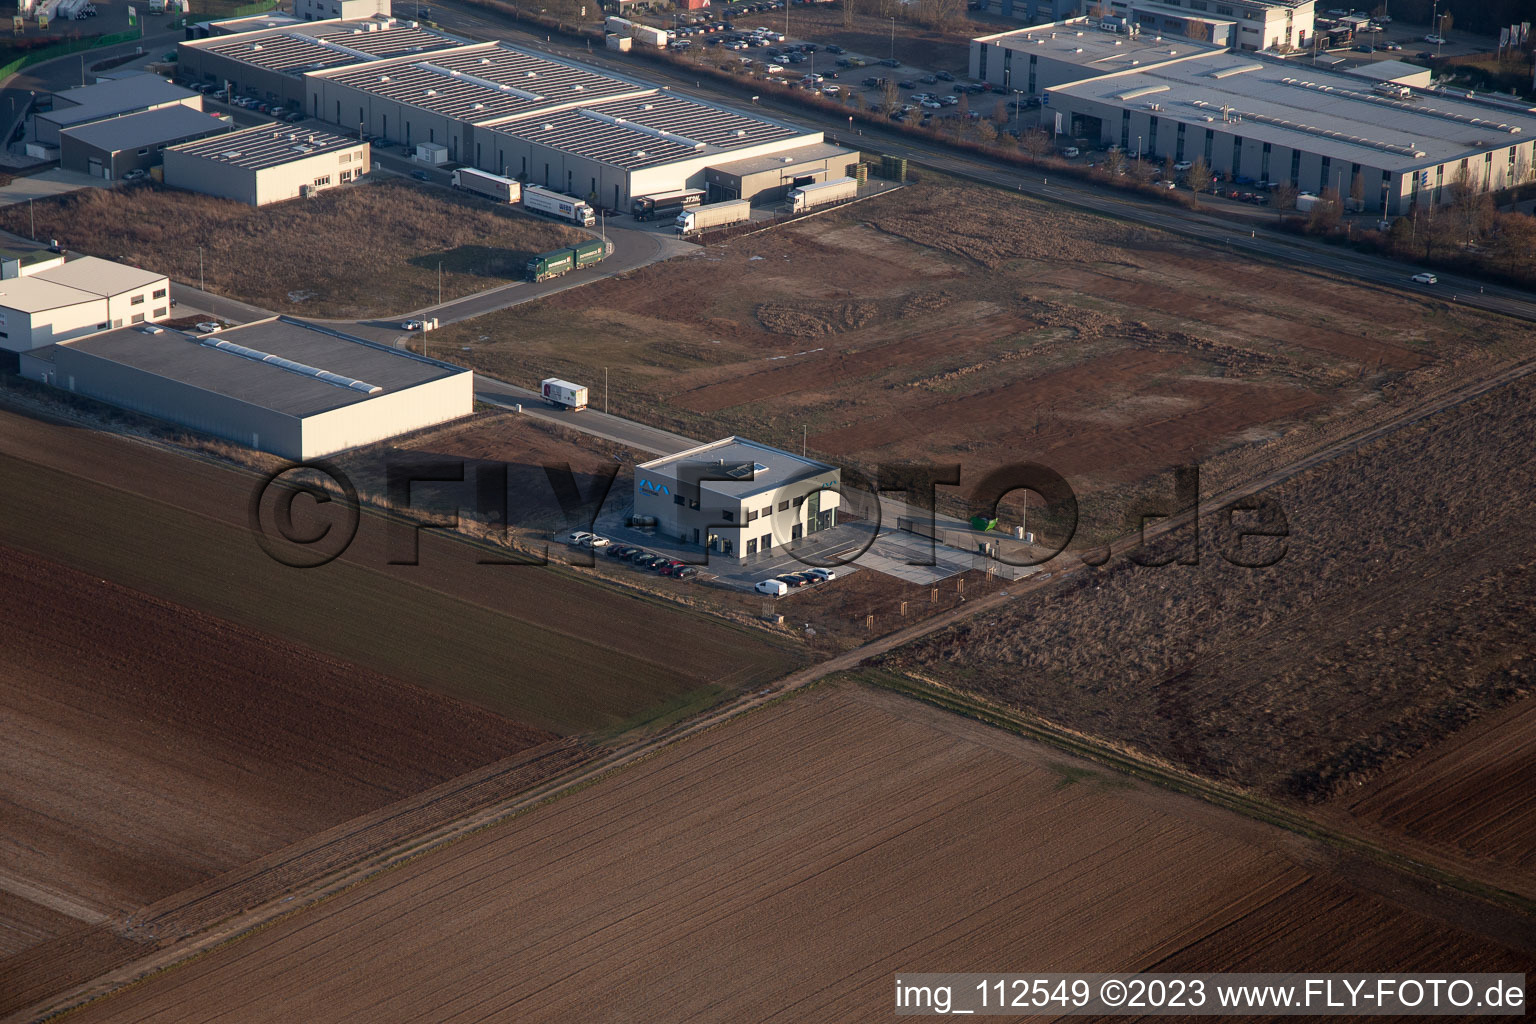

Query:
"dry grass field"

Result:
[[437, 177, 1527, 534], [0, 179, 581, 317], [63, 683, 1531, 1024], [876, 371, 1536, 891]]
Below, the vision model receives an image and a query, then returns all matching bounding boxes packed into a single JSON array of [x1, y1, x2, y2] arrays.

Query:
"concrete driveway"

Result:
[[0, 167, 110, 207]]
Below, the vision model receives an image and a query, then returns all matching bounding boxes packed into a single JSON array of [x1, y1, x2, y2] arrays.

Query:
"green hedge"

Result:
[[0, 28, 143, 81]]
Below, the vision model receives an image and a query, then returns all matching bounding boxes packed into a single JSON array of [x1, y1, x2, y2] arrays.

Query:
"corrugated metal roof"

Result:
[[58, 105, 230, 154], [61, 316, 461, 417]]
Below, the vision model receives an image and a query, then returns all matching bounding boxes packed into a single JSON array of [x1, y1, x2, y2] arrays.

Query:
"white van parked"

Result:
[[755, 579, 790, 597]]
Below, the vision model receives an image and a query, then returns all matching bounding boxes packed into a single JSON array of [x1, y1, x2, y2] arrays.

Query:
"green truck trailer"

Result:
[[569, 238, 605, 269], [525, 239, 606, 283]]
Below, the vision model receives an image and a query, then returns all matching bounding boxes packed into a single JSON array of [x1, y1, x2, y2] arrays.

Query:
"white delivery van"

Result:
[[755, 579, 789, 597]]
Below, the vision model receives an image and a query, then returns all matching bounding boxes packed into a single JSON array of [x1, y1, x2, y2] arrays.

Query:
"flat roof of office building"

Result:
[[1048, 51, 1536, 168], [638, 436, 838, 499], [0, 276, 98, 313], [168, 123, 362, 169], [58, 105, 230, 154], [61, 316, 462, 417]]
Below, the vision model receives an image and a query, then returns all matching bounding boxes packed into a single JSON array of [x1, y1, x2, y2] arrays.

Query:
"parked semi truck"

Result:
[[631, 24, 668, 46], [452, 167, 521, 203], [787, 176, 857, 213], [525, 238, 607, 282], [522, 184, 596, 226], [631, 187, 704, 220], [542, 378, 588, 411], [676, 199, 751, 236]]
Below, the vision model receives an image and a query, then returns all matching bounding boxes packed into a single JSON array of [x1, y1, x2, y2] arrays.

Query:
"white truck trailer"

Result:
[[541, 378, 588, 411], [605, 15, 632, 32], [631, 24, 668, 46], [676, 199, 752, 236], [787, 176, 857, 213], [522, 184, 596, 226], [452, 167, 521, 203]]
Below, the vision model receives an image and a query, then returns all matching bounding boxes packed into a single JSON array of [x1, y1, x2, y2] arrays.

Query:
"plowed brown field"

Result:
[[63, 685, 1531, 1024], [0, 544, 552, 1011]]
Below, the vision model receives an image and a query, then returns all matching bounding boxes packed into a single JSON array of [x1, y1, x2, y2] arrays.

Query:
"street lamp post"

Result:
[[1013, 89, 1023, 131], [889, 17, 895, 61]]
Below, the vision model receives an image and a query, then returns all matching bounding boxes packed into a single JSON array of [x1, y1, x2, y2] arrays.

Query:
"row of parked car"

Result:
[[568, 532, 702, 579], [755, 567, 837, 596]]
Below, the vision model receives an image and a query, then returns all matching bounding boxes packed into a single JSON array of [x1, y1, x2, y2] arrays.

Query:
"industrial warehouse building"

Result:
[[177, 17, 853, 208], [1046, 50, 1536, 213], [35, 72, 204, 147], [972, 18, 1536, 213], [164, 124, 370, 205], [0, 256, 170, 352], [59, 105, 232, 179], [25, 317, 472, 458], [634, 437, 840, 562], [1101, 0, 1315, 51], [970, 21, 1220, 98], [295, 0, 392, 21]]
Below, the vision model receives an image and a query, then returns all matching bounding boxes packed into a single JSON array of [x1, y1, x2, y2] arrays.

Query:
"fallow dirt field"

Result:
[[437, 177, 1527, 535], [877, 370, 1536, 895], [62, 684, 1531, 1024], [0, 179, 582, 317], [0, 544, 553, 1015]]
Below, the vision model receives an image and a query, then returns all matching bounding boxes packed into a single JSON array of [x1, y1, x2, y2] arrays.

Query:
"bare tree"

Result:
[[972, 118, 998, 145], [841, 0, 854, 30], [1349, 170, 1365, 213], [1182, 155, 1209, 191], [1491, 211, 1536, 274], [1513, 148, 1533, 192], [1103, 148, 1126, 177], [1162, 154, 1175, 183], [955, 92, 969, 119], [1449, 165, 1493, 244], [1271, 181, 1298, 212], [879, 79, 901, 115], [1308, 187, 1342, 233], [1020, 127, 1052, 161], [991, 98, 1008, 126]]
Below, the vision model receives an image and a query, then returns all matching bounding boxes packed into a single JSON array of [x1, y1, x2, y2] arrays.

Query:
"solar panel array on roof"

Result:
[[202, 21, 456, 76], [321, 43, 648, 124], [169, 123, 362, 169], [592, 93, 799, 150], [492, 107, 701, 169]]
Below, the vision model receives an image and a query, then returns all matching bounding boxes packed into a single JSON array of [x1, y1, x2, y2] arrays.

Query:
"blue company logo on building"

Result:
[[640, 479, 671, 496]]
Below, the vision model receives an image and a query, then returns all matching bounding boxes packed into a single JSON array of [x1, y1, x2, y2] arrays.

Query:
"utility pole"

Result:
[[198, 245, 204, 292], [437, 260, 442, 306], [604, 366, 609, 414], [889, 17, 895, 61], [802, 423, 807, 457]]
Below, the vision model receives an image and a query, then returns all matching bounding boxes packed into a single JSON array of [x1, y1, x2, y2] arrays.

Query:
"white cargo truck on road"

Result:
[[452, 167, 521, 204], [523, 184, 596, 226], [675, 199, 752, 237], [541, 378, 588, 411], [787, 176, 857, 213]]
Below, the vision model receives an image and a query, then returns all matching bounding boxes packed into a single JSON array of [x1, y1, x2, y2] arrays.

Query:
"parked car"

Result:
[[121, 168, 147, 181], [1352, 43, 1374, 52], [1383, 42, 1403, 50], [825, 43, 843, 53], [672, 566, 700, 579], [935, 70, 955, 80], [410, 170, 431, 181], [584, 536, 611, 548], [775, 572, 811, 588], [609, 545, 637, 558], [807, 567, 838, 581], [565, 530, 595, 545], [1173, 159, 1193, 171], [755, 578, 789, 596], [1423, 33, 1444, 44], [194, 321, 222, 333], [402, 319, 424, 330], [655, 559, 685, 573], [919, 74, 937, 84], [879, 57, 901, 67], [1411, 272, 1438, 284]]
